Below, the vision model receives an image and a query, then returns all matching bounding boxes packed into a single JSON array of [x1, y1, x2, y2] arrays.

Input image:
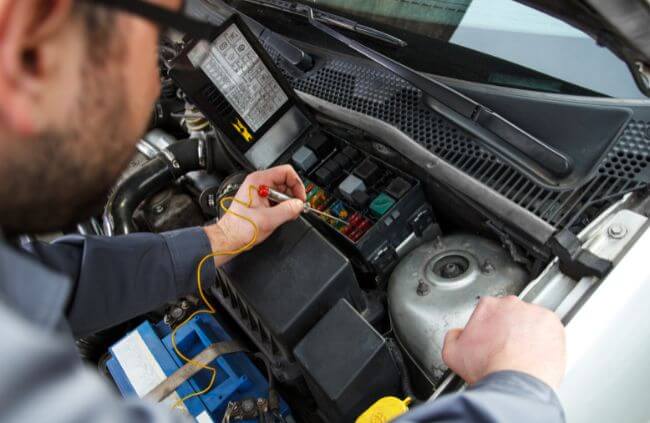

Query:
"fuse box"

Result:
[[287, 131, 435, 275]]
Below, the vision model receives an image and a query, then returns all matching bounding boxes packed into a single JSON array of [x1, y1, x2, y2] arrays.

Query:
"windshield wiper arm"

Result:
[[240, 0, 407, 47], [303, 7, 572, 185]]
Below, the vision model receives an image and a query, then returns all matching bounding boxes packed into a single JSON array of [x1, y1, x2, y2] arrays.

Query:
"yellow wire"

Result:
[[170, 184, 259, 409]]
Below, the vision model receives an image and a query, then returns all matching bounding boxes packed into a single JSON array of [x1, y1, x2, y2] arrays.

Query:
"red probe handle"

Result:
[[257, 185, 270, 198]]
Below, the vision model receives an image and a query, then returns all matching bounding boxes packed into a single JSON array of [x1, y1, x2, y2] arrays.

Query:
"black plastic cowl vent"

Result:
[[264, 44, 648, 232]]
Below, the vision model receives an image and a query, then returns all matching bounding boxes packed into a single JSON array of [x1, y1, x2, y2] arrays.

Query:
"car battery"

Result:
[[106, 314, 292, 422]]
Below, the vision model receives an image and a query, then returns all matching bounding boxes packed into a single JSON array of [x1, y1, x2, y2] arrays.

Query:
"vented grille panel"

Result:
[[211, 272, 299, 382], [599, 120, 650, 180], [202, 85, 235, 116], [268, 48, 648, 231]]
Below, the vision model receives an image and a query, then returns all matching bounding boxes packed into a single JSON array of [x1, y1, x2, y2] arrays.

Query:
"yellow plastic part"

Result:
[[355, 396, 412, 423]]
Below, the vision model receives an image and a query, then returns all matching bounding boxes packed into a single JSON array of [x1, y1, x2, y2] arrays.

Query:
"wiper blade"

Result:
[[303, 7, 572, 186], [240, 0, 407, 47]]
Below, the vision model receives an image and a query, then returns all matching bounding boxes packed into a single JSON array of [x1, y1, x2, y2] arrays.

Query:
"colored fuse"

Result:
[[329, 201, 350, 220], [322, 210, 347, 230], [306, 186, 320, 202], [342, 214, 371, 240], [348, 212, 363, 226], [349, 228, 365, 242], [357, 219, 371, 232], [355, 221, 371, 236], [328, 200, 343, 216], [310, 191, 328, 209], [305, 182, 315, 194], [333, 222, 347, 231], [349, 218, 372, 241], [307, 189, 320, 204], [333, 217, 348, 230], [342, 223, 356, 236]]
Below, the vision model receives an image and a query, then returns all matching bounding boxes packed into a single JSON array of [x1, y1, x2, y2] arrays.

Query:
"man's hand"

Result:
[[442, 296, 566, 389], [203, 165, 306, 267]]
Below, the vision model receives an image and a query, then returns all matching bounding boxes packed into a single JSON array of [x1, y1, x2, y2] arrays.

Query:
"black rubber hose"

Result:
[[166, 137, 204, 175], [104, 138, 205, 235]]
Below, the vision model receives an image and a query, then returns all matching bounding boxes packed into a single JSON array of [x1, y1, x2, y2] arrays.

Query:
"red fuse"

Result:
[[349, 228, 365, 242], [348, 212, 362, 226], [357, 219, 371, 232]]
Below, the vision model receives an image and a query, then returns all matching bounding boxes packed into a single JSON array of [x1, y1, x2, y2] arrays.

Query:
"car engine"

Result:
[[79, 5, 650, 423]]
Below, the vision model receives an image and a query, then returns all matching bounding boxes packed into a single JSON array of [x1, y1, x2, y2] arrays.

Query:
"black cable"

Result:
[[386, 337, 420, 405], [249, 352, 282, 417], [251, 352, 275, 390]]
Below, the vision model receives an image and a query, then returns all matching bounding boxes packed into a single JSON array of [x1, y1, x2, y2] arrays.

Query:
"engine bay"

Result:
[[83, 9, 650, 423]]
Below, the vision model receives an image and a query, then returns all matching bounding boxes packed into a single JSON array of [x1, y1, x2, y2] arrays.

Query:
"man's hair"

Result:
[[73, 4, 118, 64]]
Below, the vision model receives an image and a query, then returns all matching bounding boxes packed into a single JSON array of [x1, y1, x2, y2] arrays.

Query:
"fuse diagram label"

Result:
[[188, 24, 288, 133]]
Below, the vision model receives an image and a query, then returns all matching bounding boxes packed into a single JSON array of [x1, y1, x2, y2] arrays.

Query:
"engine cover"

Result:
[[388, 234, 528, 384]]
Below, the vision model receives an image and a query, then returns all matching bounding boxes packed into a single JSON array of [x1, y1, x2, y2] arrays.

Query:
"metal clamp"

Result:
[[144, 340, 247, 403]]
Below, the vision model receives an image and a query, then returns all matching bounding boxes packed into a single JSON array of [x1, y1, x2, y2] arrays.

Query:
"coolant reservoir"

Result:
[[388, 234, 528, 385]]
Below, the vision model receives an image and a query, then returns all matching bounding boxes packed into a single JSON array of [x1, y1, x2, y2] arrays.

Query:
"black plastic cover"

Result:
[[221, 218, 364, 351], [294, 299, 400, 422]]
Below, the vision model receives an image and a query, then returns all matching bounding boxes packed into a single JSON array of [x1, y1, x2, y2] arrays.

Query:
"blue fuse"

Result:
[[329, 200, 350, 221]]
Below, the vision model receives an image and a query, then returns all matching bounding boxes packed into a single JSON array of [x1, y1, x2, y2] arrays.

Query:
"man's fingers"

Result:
[[442, 328, 463, 368], [250, 165, 306, 201], [275, 165, 306, 201], [261, 199, 304, 230]]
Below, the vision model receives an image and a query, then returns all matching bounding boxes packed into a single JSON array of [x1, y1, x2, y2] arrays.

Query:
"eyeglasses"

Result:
[[80, 0, 219, 42]]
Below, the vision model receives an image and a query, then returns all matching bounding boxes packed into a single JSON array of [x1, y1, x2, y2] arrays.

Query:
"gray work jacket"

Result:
[[0, 228, 565, 422]]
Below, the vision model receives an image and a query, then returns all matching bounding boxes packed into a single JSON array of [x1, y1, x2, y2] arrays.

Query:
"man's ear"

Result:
[[0, 0, 74, 135]]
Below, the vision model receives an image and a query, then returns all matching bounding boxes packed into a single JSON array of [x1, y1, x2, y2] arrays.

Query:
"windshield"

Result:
[[228, 0, 645, 98]]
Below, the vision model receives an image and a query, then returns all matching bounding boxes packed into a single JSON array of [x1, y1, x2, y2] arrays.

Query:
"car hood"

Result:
[[516, 0, 650, 95]]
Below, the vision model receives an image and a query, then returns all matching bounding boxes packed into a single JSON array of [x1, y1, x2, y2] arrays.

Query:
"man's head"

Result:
[[0, 0, 181, 234]]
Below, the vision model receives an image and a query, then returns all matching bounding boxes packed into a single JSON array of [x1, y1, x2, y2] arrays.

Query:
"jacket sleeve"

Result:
[[394, 371, 565, 423], [24, 228, 215, 336]]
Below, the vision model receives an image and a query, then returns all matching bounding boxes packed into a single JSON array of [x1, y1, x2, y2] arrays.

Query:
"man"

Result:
[[0, 0, 566, 422]]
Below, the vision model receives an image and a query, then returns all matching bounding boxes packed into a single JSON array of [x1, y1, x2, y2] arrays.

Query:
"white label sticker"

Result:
[[196, 411, 215, 423], [112, 331, 190, 416], [189, 24, 288, 132]]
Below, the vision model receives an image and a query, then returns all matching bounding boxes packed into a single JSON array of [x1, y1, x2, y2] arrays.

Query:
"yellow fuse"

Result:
[[310, 191, 327, 209], [356, 397, 412, 423]]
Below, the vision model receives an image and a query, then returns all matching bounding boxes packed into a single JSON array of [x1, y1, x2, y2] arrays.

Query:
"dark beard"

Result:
[[0, 57, 137, 235]]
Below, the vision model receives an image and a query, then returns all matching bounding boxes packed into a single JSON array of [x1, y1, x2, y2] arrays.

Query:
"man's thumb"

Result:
[[442, 328, 463, 368]]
